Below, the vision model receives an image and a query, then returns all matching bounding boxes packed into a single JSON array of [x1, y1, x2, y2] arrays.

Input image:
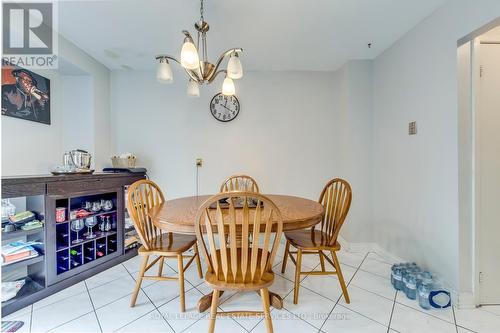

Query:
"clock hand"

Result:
[[220, 104, 233, 112]]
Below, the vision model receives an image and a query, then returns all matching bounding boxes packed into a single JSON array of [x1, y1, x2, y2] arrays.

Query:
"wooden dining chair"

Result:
[[281, 178, 352, 304], [220, 175, 260, 193], [127, 179, 203, 312], [195, 192, 283, 333]]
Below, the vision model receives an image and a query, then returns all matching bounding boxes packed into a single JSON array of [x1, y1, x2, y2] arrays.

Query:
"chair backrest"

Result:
[[127, 179, 165, 251], [220, 175, 260, 193], [195, 192, 283, 284], [317, 178, 352, 246]]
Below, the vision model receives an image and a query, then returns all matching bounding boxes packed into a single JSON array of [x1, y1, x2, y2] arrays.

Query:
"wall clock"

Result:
[[210, 93, 240, 122]]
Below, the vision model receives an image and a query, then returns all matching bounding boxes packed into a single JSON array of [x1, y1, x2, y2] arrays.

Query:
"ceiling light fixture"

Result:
[[155, 0, 243, 97]]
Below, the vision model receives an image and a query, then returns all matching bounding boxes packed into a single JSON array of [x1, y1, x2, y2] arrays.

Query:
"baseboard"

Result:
[[458, 292, 477, 309]]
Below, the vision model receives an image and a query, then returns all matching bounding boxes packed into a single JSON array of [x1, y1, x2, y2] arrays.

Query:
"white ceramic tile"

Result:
[[366, 252, 394, 265], [390, 303, 456, 333], [338, 285, 393, 326], [88, 273, 136, 309], [33, 282, 87, 309], [284, 285, 336, 329], [359, 257, 392, 279], [456, 326, 476, 332], [2, 305, 32, 333], [335, 250, 367, 269], [219, 291, 267, 331], [274, 258, 320, 285], [322, 304, 388, 333], [86, 264, 131, 290], [184, 314, 247, 333], [300, 274, 343, 303], [351, 269, 396, 300], [115, 310, 175, 333], [455, 306, 500, 333], [95, 290, 155, 332], [121, 255, 143, 274], [481, 305, 500, 317], [142, 276, 194, 307], [48, 312, 101, 333], [156, 288, 206, 333], [31, 292, 94, 332], [182, 259, 207, 287], [395, 290, 454, 324], [251, 308, 319, 333], [268, 274, 295, 297]]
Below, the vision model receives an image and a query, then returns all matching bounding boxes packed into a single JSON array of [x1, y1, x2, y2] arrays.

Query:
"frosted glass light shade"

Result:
[[156, 59, 173, 83], [180, 39, 200, 70], [187, 79, 200, 97], [222, 77, 235, 96], [227, 54, 243, 79]]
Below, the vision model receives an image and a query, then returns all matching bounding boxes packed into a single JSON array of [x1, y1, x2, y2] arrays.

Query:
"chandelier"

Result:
[[155, 0, 243, 97]]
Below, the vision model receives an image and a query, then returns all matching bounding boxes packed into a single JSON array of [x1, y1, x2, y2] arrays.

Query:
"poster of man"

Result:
[[2, 62, 51, 125]]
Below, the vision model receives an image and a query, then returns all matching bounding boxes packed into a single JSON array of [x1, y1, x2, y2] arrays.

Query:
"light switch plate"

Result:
[[409, 121, 417, 135]]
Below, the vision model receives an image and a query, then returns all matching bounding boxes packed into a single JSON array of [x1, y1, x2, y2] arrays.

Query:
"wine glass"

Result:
[[85, 217, 97, 239], [91, 201, 101, 213], [70, 219, 85, 244], [103, 200, 113, 211]]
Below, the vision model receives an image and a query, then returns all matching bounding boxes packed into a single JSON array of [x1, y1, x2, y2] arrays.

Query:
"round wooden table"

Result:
[[149, 194, 324, 312]]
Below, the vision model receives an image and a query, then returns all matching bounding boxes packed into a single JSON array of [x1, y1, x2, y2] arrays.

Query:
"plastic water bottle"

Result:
[[391, 264, 402, 287], [418, 281, 432, 309], [405, 272, 417, 299], [393, 266, 404, 290]]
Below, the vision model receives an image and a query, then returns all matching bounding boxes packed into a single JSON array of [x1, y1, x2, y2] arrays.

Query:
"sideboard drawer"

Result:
[[47, 178, 125, 195]]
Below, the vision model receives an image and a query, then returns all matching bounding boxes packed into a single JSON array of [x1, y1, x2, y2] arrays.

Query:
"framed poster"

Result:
[[1, 62, 51, 125]]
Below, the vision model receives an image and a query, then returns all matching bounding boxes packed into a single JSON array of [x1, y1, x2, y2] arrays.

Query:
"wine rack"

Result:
[[46, 190, 123, 285]]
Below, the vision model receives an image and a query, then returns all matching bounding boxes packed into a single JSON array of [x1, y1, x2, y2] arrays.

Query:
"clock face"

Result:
[[210, 93, 240, 122]]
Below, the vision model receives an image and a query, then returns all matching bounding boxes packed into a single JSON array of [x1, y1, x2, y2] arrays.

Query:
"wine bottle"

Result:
[[96, 251, 104, 257]]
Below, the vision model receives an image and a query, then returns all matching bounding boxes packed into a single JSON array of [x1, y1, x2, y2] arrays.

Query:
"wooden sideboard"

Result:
[[1, 172, 145, 315]]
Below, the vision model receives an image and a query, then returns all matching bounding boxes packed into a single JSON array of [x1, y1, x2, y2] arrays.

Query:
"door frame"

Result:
[[457, 17, 500, 308]]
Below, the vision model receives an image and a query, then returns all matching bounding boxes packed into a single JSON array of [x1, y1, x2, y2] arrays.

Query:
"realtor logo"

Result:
[[2, 1, 58, 68]]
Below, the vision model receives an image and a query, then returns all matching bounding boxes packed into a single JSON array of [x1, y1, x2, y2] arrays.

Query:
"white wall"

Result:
[[1, 36, 110, 175], [111, 63, 373, 242], [371, 0, 500, 294]]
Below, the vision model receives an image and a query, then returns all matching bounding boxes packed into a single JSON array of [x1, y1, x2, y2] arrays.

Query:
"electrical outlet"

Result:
[[196, 158, 203, 167], [409, 121, 417, 135]]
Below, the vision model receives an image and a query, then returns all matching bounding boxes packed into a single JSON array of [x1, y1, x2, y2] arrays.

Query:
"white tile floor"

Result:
[[4, 245, 500, 333]]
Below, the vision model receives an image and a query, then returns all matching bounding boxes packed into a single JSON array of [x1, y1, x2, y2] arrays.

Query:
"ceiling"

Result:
[[58, 0, 448, 71]]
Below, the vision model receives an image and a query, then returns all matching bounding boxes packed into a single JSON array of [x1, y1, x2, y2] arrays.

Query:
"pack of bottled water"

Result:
[[391, 263, 451, 310]]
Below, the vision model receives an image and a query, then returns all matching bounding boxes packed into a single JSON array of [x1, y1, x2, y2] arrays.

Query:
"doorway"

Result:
[[476, 26, 500, 305], [457, 20, 500, 307]]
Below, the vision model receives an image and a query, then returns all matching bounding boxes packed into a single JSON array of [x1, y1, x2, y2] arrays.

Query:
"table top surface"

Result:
[[149, 194, 325, 234]]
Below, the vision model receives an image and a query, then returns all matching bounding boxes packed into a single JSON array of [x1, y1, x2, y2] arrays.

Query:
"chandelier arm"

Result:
[[208, 69, 227, 83], [185, 69, 202, 83], [212, 48, 243, 77], [155, 55, 181, 65]]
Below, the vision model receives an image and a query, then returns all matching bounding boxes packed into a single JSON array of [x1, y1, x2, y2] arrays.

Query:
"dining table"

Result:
[[149, 194, 325, 312]]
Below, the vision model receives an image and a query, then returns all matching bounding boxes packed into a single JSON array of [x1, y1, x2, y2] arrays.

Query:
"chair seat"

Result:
[[284, 229, 341, 251], [138, 232, 197, 255], [205, 248, 275, 291]]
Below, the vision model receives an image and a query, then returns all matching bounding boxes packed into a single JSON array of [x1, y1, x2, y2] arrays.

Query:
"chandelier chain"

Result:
[[200, 0, 204, 21]]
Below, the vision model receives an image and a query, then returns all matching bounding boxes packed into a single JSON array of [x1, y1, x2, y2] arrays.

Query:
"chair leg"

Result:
[[130, 255, 149, 307], [319, 250, 326, 272], [208, 290, 220, 333], [157, 256, 165, 277], [194, 243, 203, 278], [260, 288, 273, 333], [281, 240, 290, 273], [331, 250, 350, 304], [177, 254, 186, 312], [293, 249, 302, 304]]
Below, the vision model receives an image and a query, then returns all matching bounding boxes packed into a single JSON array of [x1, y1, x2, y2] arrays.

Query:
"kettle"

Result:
[[63, 149, 92, 169]]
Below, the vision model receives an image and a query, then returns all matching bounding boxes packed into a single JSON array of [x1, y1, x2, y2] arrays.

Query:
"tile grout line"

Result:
[[29, 304, 33, 333], [318, 251, 370, 332], [122, 262, 177, 333], [386, 290, 398, 333], [84, 280, 104, 333], [452, 306, 459, 333]]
